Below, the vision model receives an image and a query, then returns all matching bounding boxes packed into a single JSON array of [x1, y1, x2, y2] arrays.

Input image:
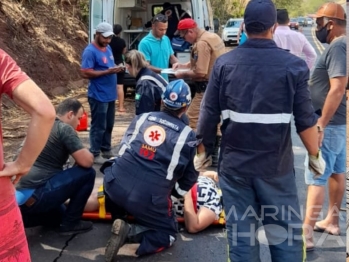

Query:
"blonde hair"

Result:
[[124, 50, 148, 76]]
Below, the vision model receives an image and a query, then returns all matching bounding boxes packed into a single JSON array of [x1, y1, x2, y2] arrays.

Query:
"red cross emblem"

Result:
[[144, 125, 166, 147], [149, 130, 161, 141]]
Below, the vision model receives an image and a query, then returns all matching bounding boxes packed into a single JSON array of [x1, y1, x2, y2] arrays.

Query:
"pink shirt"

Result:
[[273, 26, 317, 70], [0, 49, 31, 261]]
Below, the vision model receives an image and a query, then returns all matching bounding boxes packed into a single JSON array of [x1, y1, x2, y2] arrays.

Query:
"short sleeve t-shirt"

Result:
[[0, 49, 29, 198], [81, 43, 117, 102], [109, 36, 126, 65], [172, 176, 222, 219], [0, 50, 32, 262], [16, 118, 84, 189], [309, 37, 346, 125], [138, 32, 174, 81]]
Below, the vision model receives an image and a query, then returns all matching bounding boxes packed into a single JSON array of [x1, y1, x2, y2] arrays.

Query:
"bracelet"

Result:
[[317, 125, 324, 132]]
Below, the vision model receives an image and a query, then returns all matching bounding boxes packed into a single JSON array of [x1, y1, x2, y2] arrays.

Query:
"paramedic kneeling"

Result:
[[102, 79, 198, 261]]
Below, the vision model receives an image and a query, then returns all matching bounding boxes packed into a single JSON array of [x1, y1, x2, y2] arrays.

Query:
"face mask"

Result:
[[315, 24, 329, 43]]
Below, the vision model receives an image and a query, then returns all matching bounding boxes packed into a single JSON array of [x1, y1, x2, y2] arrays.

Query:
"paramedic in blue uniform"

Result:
[[102, 79, 199, 261], [193, 0, 326, 261], [124, 50, 167, 115]]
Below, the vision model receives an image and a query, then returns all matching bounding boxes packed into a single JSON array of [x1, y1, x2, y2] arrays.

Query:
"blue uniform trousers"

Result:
[[220, 170, 305, 262]]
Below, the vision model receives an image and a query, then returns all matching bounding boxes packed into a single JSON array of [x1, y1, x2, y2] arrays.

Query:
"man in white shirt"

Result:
[[274, 9, 317, 70]]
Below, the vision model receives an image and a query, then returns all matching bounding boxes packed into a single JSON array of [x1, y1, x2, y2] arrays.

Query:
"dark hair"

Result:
[[245, 23, 271, 34], [113, 24, 123, 35], [152, 13, 168, 24], [277, 9, 289, 24], [56, 98, 83, 116]]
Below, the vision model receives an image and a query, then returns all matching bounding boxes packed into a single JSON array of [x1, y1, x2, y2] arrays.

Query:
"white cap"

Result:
[[96, 22, 114, 37]]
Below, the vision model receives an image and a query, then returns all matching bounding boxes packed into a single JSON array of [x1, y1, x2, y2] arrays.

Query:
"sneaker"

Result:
[[94, 155, 106, 165], [105, 219, 130, 262], [59, 220, 93, 236], [101, 149, 117, 159]]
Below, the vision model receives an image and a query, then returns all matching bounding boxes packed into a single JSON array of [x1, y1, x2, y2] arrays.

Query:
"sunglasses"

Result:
[[153, 14, 168, 23]]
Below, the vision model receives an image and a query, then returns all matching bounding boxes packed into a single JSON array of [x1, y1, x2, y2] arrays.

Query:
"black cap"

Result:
[[244, 0, 277, 32]]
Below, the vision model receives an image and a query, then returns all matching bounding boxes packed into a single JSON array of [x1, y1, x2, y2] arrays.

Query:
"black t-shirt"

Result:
[[109, 36, 126, 64]]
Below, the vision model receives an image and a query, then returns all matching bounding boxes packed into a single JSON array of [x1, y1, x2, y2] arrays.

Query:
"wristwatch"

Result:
[[317, 125, 324, 132]]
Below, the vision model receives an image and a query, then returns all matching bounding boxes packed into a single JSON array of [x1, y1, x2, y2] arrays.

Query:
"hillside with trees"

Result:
[[0, 0, 89, 96], [0, 0, 345, 95]]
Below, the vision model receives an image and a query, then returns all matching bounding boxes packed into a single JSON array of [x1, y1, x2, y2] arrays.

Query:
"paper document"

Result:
[[161, 68, 190, 74]]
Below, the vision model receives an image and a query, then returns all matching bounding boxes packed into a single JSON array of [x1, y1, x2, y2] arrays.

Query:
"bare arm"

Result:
[[299, 125, 320, 154], [200, 170, 218, 182], [175, 69, 206, 80], [0, 80, 55, 180], [317, 77, 346, 128], [147, 64, 163, 74], [80, 67, 121, 79], [172, 61, 191, 70], [71, 148, 94, 168], [183, 191, 216, 233], [170, 54, 179, 65], [237, 22, 244, 43]]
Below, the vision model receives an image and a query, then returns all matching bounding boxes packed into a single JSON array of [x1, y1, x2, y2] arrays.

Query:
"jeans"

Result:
[[20, 166, 96, 228], [88, 97, 115, 156], [220, 171, 305, 262]]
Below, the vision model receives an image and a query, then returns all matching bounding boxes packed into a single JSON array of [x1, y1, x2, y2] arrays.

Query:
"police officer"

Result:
[[103, 79, 199, 261], [173, 18, 225, 166], [193, 0, 325, 261], [172, 18, 225, 132]]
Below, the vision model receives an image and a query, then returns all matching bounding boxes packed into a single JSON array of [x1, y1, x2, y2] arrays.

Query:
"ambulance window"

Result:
[[152, 5, 163, 16]]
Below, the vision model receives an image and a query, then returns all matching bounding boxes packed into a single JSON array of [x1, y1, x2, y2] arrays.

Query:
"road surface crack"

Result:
[[52, 234, 77, 261]]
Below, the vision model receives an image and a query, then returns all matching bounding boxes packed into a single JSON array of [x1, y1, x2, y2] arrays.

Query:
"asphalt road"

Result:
[[26, 27, 346, 262]]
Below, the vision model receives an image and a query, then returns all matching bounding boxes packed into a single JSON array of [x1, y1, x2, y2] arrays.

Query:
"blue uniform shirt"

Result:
[[135, 68, 168, 115], [138, 32, 174, 81], [81, 43, 117, 102], [197, 39, 318, 178]]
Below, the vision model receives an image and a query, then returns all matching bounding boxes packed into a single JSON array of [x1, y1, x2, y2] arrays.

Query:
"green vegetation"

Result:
[[211, 0, 344, 26]]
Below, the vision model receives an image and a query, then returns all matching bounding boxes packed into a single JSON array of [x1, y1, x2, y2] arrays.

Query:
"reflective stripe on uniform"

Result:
[[175, 182, 188, 196], [166, 126, 192, 180], [221, 109, 292, 124], [118, 113, 150, 156], [139, 75, 167, 93]]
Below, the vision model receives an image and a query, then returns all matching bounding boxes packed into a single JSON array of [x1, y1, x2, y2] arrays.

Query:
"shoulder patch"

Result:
[[144, 125, 166, 147], [135, 93, 141, 100]]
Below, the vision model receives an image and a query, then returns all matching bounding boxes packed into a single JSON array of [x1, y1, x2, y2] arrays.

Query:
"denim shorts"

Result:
[[304, 125, 346, 186]]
